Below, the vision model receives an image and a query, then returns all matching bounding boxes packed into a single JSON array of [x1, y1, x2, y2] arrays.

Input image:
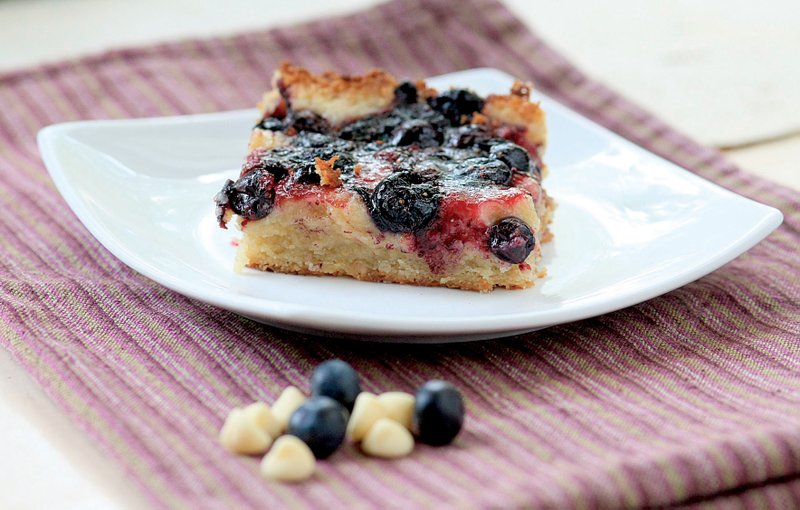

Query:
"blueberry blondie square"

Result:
[[214, 63, 554, 291]]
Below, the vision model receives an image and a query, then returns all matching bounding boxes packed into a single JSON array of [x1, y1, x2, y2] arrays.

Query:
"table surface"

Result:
[[1, 1, 798, 508]]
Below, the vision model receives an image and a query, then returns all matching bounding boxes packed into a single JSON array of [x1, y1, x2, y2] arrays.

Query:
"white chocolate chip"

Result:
[[271, 386, 306, 434], [260, 435, 316, 482], [243, 402, 282, 439], [377, 391, 415, 430], [361, 418, 415, 458], [219, 408, 273, 455], [346, 392, 386, 442]]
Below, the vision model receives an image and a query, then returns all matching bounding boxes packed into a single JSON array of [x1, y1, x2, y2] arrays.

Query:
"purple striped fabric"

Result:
[[2, 0, 799, 508]]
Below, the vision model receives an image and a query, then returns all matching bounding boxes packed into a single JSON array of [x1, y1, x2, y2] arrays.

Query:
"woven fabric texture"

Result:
[[1, 0, 799, 508]]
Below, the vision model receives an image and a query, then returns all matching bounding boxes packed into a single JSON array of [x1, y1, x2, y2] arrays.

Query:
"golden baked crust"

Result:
[[482, 81, 548, 154], [273, 62, 398, 126], [314, 157, 343, 188]]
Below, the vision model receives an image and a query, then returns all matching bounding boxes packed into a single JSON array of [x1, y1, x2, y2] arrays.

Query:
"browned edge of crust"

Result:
[[482, 80, 548, 156], [270, 62, 399, 126], [275, 61, 398, 97], [246, 261, 536, 293]]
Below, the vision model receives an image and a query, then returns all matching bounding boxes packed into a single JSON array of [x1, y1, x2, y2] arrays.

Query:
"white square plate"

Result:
[[38, 69, 782, 342]]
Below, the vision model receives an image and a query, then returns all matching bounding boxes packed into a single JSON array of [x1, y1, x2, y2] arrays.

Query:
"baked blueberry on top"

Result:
[[215, 63, 555, 291]]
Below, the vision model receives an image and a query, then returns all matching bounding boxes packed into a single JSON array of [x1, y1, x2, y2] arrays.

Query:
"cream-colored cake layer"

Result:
[[236, 193, 543, 292]]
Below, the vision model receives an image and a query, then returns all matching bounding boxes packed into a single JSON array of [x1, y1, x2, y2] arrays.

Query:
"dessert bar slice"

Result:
[[214, 63, 554, 291]]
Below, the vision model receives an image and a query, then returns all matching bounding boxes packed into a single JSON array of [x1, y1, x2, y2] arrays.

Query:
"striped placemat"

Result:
[[2, 0, 799, 508]]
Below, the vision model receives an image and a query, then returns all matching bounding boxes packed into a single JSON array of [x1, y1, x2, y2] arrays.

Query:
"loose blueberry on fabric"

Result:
[[455, 157, 512, 186], [413, 380, 464, 446], [219, 358, 472, 477], [287, 396, 349, 459], [428, 88, 484, 125], [488, 217, 535, 264], [489, 142, 530, 173], [310, 359, 362, 412], [368, 171, 441, 233]]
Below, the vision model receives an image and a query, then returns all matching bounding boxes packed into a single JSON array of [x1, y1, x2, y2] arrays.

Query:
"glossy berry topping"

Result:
[[291, 165, 321, 185], [294, 132, 334, 148], [339, 112, 402, 142], [391, 119, 444, 148], [413, 380, 464, 446], [489, 142, 530, 173], [428, 88, 484, 125], [287, 396, 348, 459], [455, 157, 512, 186], [394, 80, 419, 105], [242, 149, 290, 179], [285, 110, 330, 133], [310, 359, 362, 412], [488, 217, 535, 264], [368, 171, 441, 233], [409, 160, 444, 182], [329, 152, 356, 173], [447, 124, 491, 148]]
